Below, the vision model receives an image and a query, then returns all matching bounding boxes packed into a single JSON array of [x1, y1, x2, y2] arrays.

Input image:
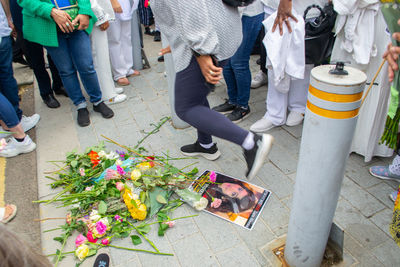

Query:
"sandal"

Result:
[[127, 70, 140, 77], [0, 204, 17, 224], [116, 77, 130, 86]]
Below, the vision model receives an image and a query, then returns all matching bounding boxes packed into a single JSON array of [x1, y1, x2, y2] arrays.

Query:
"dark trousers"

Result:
[[175, 56, 249, 146], [259, 27, 267, 74]]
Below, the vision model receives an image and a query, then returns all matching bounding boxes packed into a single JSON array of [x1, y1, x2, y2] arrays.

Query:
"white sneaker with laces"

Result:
[[0, 135, 36, 157], [107, 94, 127, 105], [21, 114, 40, 132], [286, 111, 304, 126], [251, 70, 268, 89], [115, 87, 124, 94], [250, 117, 276, 133]]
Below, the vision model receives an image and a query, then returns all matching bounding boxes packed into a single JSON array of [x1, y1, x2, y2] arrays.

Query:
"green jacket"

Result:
[[18, 0, 97, 47]]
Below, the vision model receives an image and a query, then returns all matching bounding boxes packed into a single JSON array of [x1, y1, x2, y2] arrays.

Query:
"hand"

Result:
[[272, 0, 298, 35], [72, 14, 90, 31], [383, 19, 400, 82], [110, 0, 122, 13], [7, 17, 16, 38], [50, 8, 74, 33], [99, 21, 109, 31], [158, 46, 171, 56], [195, 55, 222, 84]]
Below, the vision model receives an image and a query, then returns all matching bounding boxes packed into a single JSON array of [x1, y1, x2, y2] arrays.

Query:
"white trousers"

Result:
[[107, 18, 134, 80], [265, 64, 313, 125], [91, 26, 118, 100]]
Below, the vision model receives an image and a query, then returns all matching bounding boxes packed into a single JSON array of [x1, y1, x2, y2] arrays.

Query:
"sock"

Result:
[[242, 132, 255, 150], [200, 142, 213, 149], [389, 155, 400, 175], [15, 136, 25, 142]]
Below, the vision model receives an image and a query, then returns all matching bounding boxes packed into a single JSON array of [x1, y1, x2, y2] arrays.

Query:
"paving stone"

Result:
[[112, 106, 135, 126], [172, 232, 219, 267], [371, 239, 400, 266], [366, 182, 396, 209], [166, 205, 199, 244], [343, 232, 382, 266], [215, 243, 261, 267], [369, 208, 393, 237], [268, 143, 298, 175], [345, 159, 382, 189], [270, 129, 300, 157], [256, 162, 294, 200], [260, 195, 290, 233], [282, 124, 303, 139], [340, 177, 386, 218]]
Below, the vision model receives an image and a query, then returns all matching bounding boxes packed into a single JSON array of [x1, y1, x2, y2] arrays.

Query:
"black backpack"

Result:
[[222, 0, 255, 7]]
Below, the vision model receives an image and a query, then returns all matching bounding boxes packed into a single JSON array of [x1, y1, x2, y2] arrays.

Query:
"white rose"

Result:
[[194, 197, 208, 211], [98, 151, 106, 158], [89, 210, 101, 222]]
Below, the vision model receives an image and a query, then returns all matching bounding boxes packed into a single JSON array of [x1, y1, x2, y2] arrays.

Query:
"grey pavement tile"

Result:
[[113, 255, 142, 267], [116, 123, 144, 148], [112, 106, 135, 126], [287, 172, 297, 183], [215, 243, 261, 267], [172, 232, 219, 267], [133, 110, 158, 132], [193, 211, 242, 253], [345, 159, 382, 189], [269, 129, 301, 157], [369, 208, 393, 237], [147, 97, 171, 119], [383, 179, 400, 190], [127, 96, 150, 113], [268, 144, 299, 175], [165, 205, 199, 244], [343, 232, 382, 265], [340, 177, 386, 218], [109, 235, 143, 267], [260, 195, 290, 233], [233, 219, 276, 266], [348, 153, 381, 167], [371, 239, 400, 266], [256, 162, 294, 200], [282, 124, 303, 139], [366, 182, 396, 209]]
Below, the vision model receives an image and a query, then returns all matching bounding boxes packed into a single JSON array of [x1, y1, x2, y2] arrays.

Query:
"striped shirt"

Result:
[[151, 0, 243, 72]]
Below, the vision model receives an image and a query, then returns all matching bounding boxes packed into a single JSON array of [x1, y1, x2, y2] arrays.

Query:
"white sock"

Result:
[[389, 155, 400, 175], [200, 142, 214, 149], [242, 132, 255, 150]]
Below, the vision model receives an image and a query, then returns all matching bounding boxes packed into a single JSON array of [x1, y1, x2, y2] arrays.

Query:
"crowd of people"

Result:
[[2, 0, 400, 263]]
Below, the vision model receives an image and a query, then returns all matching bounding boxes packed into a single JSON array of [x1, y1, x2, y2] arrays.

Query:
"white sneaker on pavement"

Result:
[[250, 117, 276, 133], [0, 135, 36, 157], [21, 114, 40, 132], [251, 70, 268, 89], [115, 87, 124, 94], [107, 94, 127, 105], [286, 111, 304, 126]]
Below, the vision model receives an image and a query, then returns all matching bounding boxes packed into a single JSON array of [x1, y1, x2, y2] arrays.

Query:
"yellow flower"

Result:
[[137, 162, 152, 171], [75, 244, 89, 261], [123, 188, 147, 221], [131, 168, 142, 181]]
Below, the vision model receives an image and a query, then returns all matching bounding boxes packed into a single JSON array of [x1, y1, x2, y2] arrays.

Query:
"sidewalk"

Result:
[[35, 35, 400, 266]]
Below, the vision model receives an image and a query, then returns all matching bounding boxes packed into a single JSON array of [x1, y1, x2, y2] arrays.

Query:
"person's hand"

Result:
[[7, 17, 16, 38], [383, 19, 400, 82], [110, 0, 122, 13], [51, 8, 74, 33], [72, 14, 90, 31], [99, 21, 109, 31], [158, 46, 171, 56], [195, 55, 222, 84], [272, 0, 298, 35]]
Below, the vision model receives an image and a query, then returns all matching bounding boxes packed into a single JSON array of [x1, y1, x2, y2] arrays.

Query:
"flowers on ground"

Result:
[[209, 171, 216, 183], [116, 182, 125, 191], [75, 244, 89, 261], [123, 188, 147, 220], [163, 221, 175, 228], [75, 234, 87, 247], [88, 150, 100, 168]]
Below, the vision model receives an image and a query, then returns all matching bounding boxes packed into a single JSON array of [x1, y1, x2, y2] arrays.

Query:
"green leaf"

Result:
[[143, 177, 151, 185], [120, 231, 130, 238], [98, 201, 107, 214], [71, 160, 78, 168], [132, 181, 142, 187], [131, 199, 138, 209], [136, 224, 151, 234], [130, 235, 142, 245], [158, 223, 169, 236], [187, 167, 199, 176], [156, 194, 167, 204], [88, 249, 97, 257], [53, 236, 64, 244], [140, 191, 146, 203]]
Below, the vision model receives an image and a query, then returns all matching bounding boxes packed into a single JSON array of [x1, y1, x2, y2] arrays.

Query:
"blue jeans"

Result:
[[0, 36, 22, 120], [0, 91, 19, 128], [223, 13, 264, 108], [45, 30, 102, 107]]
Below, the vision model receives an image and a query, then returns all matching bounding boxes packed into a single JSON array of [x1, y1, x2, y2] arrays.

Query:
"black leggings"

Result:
[[175, 56, 249, 146]]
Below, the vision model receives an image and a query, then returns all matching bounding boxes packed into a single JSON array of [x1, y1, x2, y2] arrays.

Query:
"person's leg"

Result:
[[265, 69, 288, 126], [108, 19, 129, 82], [222, 59, 238, 104], [47, 54, 64, 94], [120, 20, 134, 76], [0, 36, 22, 120]]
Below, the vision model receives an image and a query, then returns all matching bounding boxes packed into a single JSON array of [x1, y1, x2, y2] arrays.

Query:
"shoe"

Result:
[[256, 58, 261, 65], [127, 70, 140, 77], [144, 27, 155, 36], [53, 87, 69, 97], [93, 101, 114, 119], [154, 31, 161, 42], [286, 111, 304, 126], [244, 134, 274, 180], [390, 191, 397, 202], [13, 57, 29, 66], [251, 70, 268, 89], [158, 55, 164, 62], [115, 87, 124, 94], [0, 204, 17, 224], [0, 136, 36, 158], [227, 106, 250, 123], [212, 100, 236, 114], [180, 141, 221, 161], [21, 114, 40, 132], [0, 126, 11, 138], [117, 77, 130, 86], [77, 108, 90, 127], [43, 94, 60, 109], [250, 117, 276, 133], [93, 253, 110, 267], [369, 166, 400, 181], [107, 94, 127, 105]]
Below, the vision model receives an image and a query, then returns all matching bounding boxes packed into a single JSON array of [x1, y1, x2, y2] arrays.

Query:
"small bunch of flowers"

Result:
[[0, 138, 7, 152], [123, 188, 147, 220]]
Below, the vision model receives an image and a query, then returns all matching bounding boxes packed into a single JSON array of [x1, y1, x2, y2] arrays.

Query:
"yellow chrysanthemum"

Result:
[[131, 168, 142, 181], [123, 189, 147, 221]]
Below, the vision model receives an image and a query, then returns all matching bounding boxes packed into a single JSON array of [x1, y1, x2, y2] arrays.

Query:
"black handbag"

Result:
[[304, 3, 337, 65], [222, 0, 255, 7]]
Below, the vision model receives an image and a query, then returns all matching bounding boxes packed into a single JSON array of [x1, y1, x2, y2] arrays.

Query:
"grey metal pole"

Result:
[[161, 34, 189, 129], [284, 64, 366, 267], [131, 9, 143, 70]]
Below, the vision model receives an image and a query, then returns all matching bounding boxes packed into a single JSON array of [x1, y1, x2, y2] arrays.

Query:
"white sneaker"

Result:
[[250, 117, 276, 133], [115, 87, 124, 94], [286, 111, 304, 126], [0, 136, 36, 157], [107, 94, 127, 105], [21, 114, 40, 132], [251, 70, 268, 89]]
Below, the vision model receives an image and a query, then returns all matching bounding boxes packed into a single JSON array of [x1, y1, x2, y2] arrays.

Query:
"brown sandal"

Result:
[[0, 204, 17, 224]]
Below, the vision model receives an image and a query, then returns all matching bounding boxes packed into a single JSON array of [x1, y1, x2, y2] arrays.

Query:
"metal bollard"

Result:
[[131, 10, 143, 70], [284, 63, 366, 267]]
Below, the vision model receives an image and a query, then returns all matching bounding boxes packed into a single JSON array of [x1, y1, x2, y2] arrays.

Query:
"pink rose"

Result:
[[163, 221, 175, 228], [105, 169, 119, 180], [86, 231, 98, 243], [116, 182, 124, 191], [101, 238, 110, 246], [209, 171, 216, 183], [117, 165, 126, 176], [79, 168, 85, 176], [95, 221, 107, 236], [211, 198, 222, 209], [114, 215, 123, 222], [75, 234, 87, 247]]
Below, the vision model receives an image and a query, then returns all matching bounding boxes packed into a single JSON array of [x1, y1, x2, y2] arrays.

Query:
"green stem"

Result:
[[54, 233, 70, 267], [97, 243, 173, 256], [145, 214, 198, 227], [46, 251, 75, 257], [127, 221, 160, 253], [134, 117, 170, 149]]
